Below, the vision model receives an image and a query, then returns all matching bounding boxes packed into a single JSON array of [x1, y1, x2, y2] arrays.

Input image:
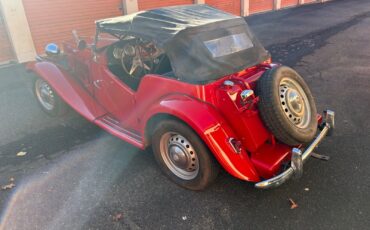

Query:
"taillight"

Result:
[[240, 89, 254, 102], [220, 80, 257, 110]]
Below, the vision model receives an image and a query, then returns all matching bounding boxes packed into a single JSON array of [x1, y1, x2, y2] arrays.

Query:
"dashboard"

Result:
[[107, 37, 166, 78]]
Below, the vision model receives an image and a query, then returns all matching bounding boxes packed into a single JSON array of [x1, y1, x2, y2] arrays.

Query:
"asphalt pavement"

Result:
[[0, 0, 370, 229]]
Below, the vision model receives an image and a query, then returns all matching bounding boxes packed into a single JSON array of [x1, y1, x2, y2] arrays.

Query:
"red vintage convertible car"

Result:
[[27, 5, 334, 190]]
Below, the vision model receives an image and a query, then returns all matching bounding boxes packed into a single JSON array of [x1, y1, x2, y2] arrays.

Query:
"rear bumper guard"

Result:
[[255, 110, 335, 189]]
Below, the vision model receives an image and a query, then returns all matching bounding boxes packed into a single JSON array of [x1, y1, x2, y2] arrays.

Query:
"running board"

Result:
[[94, 115, 144, 149]]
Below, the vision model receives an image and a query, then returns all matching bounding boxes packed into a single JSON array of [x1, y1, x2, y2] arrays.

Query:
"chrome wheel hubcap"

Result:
[[160, 133, 199, 180], [287, 89, 303, 116], [279, 78, 311, 128], [169, 145, 188, 168], [35, 79, 55, 111]]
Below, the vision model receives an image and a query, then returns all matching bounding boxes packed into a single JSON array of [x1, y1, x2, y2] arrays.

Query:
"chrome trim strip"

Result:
[[101, 115, 142, 141], [255, 110, 334, 189]]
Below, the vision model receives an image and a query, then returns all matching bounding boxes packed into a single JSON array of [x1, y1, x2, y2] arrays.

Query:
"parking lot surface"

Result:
[[0, 0, 370, 229]]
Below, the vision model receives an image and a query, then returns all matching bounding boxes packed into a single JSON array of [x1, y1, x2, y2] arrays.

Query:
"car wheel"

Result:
[[152, 120, 219, 190], [34, 78, 68, 116], [256, 66, 318, 146]]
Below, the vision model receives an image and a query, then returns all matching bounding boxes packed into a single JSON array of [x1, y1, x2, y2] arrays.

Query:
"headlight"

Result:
[[45, 43, 60, 56]]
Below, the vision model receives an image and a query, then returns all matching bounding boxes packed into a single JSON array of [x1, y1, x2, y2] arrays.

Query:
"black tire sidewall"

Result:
[[152, 120, 219, 190], [33, 78, 68, 117], [258, 66, 318, 145]]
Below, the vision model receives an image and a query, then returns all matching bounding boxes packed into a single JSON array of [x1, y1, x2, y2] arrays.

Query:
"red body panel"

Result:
[[27, 61, 106, 121], [140, 94, 260, 181], [93, 66, 136, 125], [27, 42, 294, 182]]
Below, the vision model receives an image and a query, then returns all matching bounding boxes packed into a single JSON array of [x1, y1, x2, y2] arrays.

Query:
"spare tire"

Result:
[[256, 66, 317, 146]]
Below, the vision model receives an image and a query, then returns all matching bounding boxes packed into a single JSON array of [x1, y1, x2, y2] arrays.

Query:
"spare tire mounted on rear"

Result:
[[256, 66, 318, 146]]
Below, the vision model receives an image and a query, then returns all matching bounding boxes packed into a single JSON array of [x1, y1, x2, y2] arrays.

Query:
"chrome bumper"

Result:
[[255, 110, 335, 189]]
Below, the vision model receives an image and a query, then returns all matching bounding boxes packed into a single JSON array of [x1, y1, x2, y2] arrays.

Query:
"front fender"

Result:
[[143, 94, 260, 182], [27, 61, 106, 121]]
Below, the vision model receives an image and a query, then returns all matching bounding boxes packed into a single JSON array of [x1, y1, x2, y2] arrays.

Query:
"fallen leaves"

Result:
[[16, 151, 27, 157], [289, 198, 299, 209], [2, 183, 15, 190], [112, 212, 123, 222], [1, 178, 16, 191]]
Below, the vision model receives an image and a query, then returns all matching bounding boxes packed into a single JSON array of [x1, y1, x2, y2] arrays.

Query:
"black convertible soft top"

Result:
[[96, 4, 270, 83]]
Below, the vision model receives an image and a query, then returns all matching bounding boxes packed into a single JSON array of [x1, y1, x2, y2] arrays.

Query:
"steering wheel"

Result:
[[120, 43, 154, 78]]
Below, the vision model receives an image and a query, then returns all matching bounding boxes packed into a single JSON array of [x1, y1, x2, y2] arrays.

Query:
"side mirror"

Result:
[[45, 43, 60, 56]]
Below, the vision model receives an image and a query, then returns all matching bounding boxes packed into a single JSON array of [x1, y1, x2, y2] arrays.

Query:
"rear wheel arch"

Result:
[[144, 111, 215, 151], [144, 113, 183, 147], [142, 99, 261, 182]]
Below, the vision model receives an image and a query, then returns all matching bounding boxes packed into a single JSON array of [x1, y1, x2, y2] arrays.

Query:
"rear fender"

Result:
[[27, 61, 106, 121], [143, 94, 260, 182]]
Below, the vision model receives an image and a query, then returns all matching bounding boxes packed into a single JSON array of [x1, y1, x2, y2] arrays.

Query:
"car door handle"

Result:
[[93, 80, 103, 89]]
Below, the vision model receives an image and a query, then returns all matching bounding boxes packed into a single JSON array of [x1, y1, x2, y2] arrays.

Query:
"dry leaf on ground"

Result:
[[289, 198, 299, 209], [1, 183, 15, 190], [16, 151, 27, 157], [112, 213, 123, 222]]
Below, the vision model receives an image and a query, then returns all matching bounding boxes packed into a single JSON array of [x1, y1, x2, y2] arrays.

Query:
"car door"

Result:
[[91, 61, 136, 127]]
